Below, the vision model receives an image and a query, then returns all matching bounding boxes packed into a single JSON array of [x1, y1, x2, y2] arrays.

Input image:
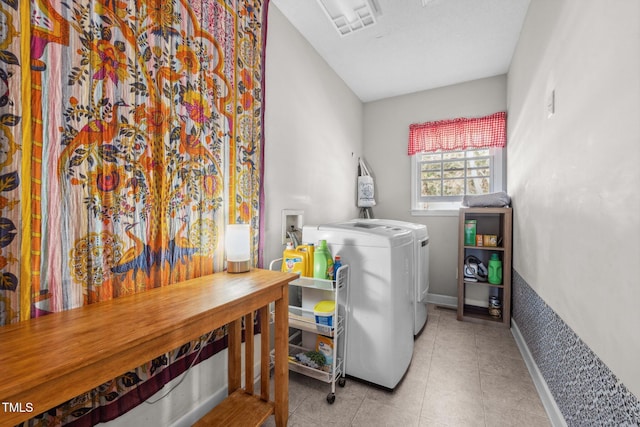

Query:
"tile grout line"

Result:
[[347, 380, 369, 426], [416, 313, 438, 426], [475, 327, 490, 427]]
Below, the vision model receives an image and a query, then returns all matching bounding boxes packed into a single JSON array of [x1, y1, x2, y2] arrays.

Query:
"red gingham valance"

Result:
[[408, 112, 506, 155]]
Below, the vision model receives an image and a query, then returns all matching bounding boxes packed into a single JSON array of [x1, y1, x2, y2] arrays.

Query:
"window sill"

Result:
[[411, 206, 460, 217]]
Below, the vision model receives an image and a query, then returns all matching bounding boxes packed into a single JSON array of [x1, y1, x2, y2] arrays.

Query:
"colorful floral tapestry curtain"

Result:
[[0, 0, 267, 424]]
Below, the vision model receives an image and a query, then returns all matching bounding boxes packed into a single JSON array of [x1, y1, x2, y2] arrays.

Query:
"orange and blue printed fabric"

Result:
[[0, 0, 267, 424]]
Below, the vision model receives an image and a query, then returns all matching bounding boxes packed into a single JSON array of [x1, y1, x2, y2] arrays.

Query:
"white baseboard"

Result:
[[170, 361, 263, 427], [426, 293, 488, 309], [426, 293, 457, 309], [170, 386, 228, 427], [511, 320, 567, 427]]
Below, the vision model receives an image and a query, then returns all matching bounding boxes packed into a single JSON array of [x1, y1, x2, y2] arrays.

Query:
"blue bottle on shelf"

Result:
[[333, 255, 342, 281]]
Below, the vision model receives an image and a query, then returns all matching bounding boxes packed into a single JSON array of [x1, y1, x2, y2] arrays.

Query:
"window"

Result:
[[411, 148, 505, 212], [408, 112, 507, 213]]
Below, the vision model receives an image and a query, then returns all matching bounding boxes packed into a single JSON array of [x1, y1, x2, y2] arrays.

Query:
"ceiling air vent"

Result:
[[316, 0, 380, 37]]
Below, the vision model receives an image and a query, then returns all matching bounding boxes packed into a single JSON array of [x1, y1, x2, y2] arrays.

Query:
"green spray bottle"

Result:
[[488, 253, 503, 285]]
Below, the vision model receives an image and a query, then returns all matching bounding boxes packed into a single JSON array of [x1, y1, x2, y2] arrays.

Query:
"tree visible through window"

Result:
[[418, 149, 491, 199]]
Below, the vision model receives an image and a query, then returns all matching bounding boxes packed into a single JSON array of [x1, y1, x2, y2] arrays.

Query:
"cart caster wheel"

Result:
[[338, 377, 346, 387], [326, 393, 336, 404]]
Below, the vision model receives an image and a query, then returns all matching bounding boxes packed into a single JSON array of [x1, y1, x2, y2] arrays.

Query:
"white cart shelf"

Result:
[[287, 307, 344, 337], [269, 260, 350, 404], [285, 343, 345, 383]]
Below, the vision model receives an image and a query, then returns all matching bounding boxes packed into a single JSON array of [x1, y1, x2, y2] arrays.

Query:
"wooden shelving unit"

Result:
[[457, 207, 513, 327]]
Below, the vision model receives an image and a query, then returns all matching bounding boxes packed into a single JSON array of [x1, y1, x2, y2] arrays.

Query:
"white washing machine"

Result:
[[345, 219, 430, 335], [302, 222, 414, 389]]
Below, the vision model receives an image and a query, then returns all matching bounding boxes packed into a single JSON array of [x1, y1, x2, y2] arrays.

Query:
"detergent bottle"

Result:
[[313, 240, 334, 280], [306, 243, 315, 276], [281, 242, 308, 276], [488, 253, 503, 285], [332, 255, 342, 281], [296, 243, 315, 277]]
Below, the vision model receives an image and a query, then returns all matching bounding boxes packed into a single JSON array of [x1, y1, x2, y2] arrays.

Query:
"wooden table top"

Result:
[[0, 268, 296, 425]]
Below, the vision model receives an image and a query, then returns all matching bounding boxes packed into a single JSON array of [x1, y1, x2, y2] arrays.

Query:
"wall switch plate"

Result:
[[547, 89, 555, 118]]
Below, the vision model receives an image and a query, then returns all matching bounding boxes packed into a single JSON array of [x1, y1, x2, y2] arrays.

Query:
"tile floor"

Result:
[[262, 304, 552, 426]]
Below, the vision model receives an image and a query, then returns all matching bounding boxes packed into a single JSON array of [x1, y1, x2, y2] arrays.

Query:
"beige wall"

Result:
[[362, 75, 507, 302], [262, 5, 364, 267], [508, 0, 640, 397]]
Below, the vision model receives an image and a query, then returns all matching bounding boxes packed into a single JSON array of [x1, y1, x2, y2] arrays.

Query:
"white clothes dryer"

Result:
[[302, 222, 413, 389], [345, 219, 430, 335]]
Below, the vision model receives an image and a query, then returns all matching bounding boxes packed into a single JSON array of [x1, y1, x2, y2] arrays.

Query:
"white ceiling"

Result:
[[271, 0, 531, 102]]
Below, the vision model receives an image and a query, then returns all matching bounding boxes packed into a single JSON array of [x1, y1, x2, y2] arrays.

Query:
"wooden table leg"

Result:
[[260, 306, 270, 401], [274, 286, 289, 426], [244, 311, 254, 393], [228, 318, 242, 394]]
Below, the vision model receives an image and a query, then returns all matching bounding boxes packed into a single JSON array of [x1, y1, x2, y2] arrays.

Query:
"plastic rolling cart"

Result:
[[269, 259, 350, 404]]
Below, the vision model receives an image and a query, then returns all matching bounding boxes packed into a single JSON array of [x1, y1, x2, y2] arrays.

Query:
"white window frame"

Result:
[[410, 147, 506, 215]]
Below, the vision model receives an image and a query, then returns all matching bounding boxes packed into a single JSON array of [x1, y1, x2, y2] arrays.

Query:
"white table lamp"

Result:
[[226, 224, 251, 273]]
